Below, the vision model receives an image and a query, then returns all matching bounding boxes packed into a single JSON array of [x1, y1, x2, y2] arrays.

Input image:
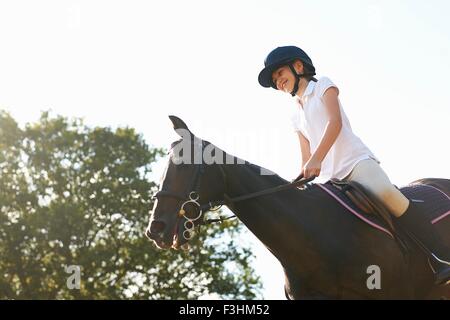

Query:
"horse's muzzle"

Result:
[[146, 220, 175, 249]]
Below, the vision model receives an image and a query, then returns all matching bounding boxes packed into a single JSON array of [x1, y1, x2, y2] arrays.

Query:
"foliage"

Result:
[[0, 110, 261, 299]]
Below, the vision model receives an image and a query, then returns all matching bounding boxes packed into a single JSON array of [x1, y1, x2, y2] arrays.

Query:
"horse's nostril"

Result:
[[150, 220, 166, 234]]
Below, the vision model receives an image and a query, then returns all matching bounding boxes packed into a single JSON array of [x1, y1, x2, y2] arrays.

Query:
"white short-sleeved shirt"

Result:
[[291, 76, 379, 182]]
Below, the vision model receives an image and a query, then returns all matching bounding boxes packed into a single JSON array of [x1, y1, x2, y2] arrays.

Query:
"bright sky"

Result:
[[1, 0, 449, 300]]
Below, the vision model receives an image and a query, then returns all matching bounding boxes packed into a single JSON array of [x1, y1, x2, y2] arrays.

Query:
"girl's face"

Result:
[[271, 60, 304, 94]]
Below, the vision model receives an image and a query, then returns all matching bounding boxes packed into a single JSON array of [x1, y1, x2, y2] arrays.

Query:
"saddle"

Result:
[[317, 179, 450, 258], [329, 179, 397, 236]]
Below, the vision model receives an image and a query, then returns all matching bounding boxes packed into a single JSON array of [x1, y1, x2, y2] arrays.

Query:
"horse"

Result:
[[146, 115, 450, 299]]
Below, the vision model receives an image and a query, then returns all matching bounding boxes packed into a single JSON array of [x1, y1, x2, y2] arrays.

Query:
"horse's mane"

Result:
[[169, 138, 289, 186], [242, 160, 289, 185]]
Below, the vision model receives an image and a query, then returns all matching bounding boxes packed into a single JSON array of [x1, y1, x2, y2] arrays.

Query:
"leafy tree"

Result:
[[0, 110, 261, 299]]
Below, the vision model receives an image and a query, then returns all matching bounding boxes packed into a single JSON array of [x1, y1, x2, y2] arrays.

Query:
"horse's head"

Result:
[[146, 116, 227, 250]]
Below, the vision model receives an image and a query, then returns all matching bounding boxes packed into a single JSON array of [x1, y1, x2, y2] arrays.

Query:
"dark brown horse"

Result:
[[147, 116, 450, 299]]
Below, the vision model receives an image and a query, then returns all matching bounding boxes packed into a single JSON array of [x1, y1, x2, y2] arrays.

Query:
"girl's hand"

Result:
[[302, 156, 322, 179]]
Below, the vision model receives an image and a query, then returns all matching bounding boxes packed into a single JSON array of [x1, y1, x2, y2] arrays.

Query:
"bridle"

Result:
[[152, 159, 233, 240], [152, 146, 315, 240]]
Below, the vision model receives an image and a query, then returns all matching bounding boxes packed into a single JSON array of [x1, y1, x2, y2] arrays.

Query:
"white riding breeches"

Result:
[[343, 158, 410, 217]]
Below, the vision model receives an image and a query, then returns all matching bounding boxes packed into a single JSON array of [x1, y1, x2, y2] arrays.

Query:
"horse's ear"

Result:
[[168, 115, 194, 138]]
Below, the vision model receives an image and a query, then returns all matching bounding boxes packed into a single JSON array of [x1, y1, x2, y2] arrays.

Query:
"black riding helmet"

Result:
[[258, 46, 316, 97]]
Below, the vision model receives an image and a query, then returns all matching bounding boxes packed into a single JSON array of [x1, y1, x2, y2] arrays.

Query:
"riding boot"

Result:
[[396, 201, 450, 285]]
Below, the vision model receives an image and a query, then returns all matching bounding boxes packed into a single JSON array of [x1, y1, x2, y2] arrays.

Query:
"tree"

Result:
[[0, 110, 262, 299]]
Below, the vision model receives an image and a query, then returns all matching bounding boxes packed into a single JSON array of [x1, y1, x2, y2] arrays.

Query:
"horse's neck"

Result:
[[221, 162, 317, 267], [222, 161, 299, 214], [222, 162, 286, 200]]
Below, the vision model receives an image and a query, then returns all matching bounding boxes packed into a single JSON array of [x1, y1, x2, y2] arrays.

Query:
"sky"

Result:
[[1, 0, 449, 299]]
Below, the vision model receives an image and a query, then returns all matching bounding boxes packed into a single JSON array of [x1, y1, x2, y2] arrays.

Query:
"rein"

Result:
[[198, 165, 315, 221], [154, 161, 315, 233]]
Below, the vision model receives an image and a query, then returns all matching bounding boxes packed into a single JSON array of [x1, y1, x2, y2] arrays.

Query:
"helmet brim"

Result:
[[258, 58, 295, 89], [258, 64, 280, 89]]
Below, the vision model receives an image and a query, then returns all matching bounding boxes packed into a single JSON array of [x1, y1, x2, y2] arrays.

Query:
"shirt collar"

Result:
[[301, 80, 316, 99]]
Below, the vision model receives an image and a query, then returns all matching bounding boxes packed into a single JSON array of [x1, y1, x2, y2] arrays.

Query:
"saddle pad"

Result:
[[317, 182, 450, 238]]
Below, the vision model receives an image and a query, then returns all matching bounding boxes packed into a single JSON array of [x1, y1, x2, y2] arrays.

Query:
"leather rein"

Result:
[[153, 160, 315, 239]]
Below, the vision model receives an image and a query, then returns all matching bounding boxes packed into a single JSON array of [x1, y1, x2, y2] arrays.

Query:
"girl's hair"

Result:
[[303, 63, 318, 82]]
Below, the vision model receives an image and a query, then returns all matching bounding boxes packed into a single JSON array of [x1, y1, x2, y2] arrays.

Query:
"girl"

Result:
[[258, 45, 449, 285]]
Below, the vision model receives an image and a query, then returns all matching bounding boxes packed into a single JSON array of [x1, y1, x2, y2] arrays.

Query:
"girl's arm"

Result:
[[297, 131, 311, 168], [303, 87, 342, 178]]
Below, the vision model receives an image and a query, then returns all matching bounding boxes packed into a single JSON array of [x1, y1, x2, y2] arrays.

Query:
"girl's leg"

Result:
[[344, 158, 409, 217]]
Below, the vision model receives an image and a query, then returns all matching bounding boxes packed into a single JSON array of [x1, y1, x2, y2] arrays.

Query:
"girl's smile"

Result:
[[279, 79, 288, 92], [273, 66, 293, 93]]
